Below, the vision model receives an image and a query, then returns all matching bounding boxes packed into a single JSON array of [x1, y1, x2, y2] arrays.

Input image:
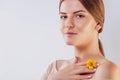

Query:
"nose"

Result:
[[65, 18, 74, 29]]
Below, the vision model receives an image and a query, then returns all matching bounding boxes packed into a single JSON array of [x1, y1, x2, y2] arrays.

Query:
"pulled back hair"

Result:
[[59, 0, 105, 56]]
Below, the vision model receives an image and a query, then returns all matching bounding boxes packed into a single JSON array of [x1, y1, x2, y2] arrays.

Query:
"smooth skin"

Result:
[[47, 57, 96, 80]]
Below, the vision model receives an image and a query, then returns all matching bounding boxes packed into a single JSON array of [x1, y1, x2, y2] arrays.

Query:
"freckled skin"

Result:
[[60, 0, 98, 48]]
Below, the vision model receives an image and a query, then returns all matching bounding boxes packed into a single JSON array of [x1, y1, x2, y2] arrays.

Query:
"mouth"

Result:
[[64, 32, 77, 36]]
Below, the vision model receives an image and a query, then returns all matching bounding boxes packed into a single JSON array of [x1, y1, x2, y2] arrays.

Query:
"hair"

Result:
[[59, 0, 105, 56]]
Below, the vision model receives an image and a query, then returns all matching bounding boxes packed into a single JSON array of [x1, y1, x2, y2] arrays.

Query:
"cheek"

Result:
[[76, 19, 95, 33], [75, 22, 87, 32], [60, 23, 64, 33], [75, 18, 87, 28]]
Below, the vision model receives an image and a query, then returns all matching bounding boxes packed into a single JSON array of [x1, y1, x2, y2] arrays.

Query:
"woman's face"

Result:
[[60, 0, 99, 47]]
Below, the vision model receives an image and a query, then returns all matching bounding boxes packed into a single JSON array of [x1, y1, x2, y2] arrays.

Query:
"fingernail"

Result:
[[94, 68, 97, 71], [97, 63, 100, 66], [87, 75, 92, 79]]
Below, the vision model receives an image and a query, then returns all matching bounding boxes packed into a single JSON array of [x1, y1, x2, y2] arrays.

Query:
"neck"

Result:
[[74, 40, 104, 62]]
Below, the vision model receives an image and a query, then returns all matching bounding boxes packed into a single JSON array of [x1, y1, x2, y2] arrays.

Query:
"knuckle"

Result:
[[71, 64, 76, 69]]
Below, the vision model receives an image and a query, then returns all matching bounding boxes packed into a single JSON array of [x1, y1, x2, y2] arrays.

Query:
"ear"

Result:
[[95, 23, 102, 32]]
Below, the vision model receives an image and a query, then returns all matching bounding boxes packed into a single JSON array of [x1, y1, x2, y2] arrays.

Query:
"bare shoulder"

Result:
[[56, 59, 70, 71], [40, 59, 69, 80], [94, 59, 120, 80]]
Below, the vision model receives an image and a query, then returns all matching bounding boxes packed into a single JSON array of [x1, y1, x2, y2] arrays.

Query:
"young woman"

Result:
[[41, 0, 120, 80]]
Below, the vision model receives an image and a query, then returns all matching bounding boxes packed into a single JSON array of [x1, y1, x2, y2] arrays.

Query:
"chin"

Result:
[[64, 37, 75, 45], [65, 41, 74, 45]]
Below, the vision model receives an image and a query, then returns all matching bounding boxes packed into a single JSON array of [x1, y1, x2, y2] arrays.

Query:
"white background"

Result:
[[0, 0, 120, 80]]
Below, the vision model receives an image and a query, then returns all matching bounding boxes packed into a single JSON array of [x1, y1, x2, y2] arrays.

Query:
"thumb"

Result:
[[73, 56, 78, 64]]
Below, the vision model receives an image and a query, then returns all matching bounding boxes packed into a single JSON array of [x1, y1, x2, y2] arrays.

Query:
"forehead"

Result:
[[60, 0, 88, 13]]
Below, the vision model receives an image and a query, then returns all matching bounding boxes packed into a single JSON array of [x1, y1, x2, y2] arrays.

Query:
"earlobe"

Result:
[[95, 23, 102, 32]]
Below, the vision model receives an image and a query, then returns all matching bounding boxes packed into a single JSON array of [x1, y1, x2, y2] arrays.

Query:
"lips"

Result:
[[65, 31, 77, 36]]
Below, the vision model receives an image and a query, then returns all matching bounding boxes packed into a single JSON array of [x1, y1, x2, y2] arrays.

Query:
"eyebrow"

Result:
[[59, 10, 86, 14]]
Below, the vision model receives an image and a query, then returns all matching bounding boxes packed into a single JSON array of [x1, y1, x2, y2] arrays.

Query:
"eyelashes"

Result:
[[76, 14, 85, 18], [60, 15, 67, 20], [60, 14, 85, 20]]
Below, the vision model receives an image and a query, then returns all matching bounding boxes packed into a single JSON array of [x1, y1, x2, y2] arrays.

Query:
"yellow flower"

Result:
[[86, 58, 97, 70]]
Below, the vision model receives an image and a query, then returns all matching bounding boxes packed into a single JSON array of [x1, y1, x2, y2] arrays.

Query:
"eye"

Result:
[[76, 14, 85, 18], [60, 15, 68, 20]]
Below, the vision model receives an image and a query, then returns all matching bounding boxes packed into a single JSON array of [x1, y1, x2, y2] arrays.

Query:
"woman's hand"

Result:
[[47, 57, 96, 80]]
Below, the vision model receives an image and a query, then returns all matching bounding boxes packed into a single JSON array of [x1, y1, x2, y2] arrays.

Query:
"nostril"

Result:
[[65, 19, 74, 28], [65, 25, 74, 29], [65, 23, 74, 29]]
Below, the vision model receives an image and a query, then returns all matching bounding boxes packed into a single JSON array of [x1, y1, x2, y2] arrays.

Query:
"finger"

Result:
[[72, 56, 78, 64], [73, 65, 96, 74], [73, 74, 93, 79], [80, 67, 96, 74], [76, 62, 86, 66]]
